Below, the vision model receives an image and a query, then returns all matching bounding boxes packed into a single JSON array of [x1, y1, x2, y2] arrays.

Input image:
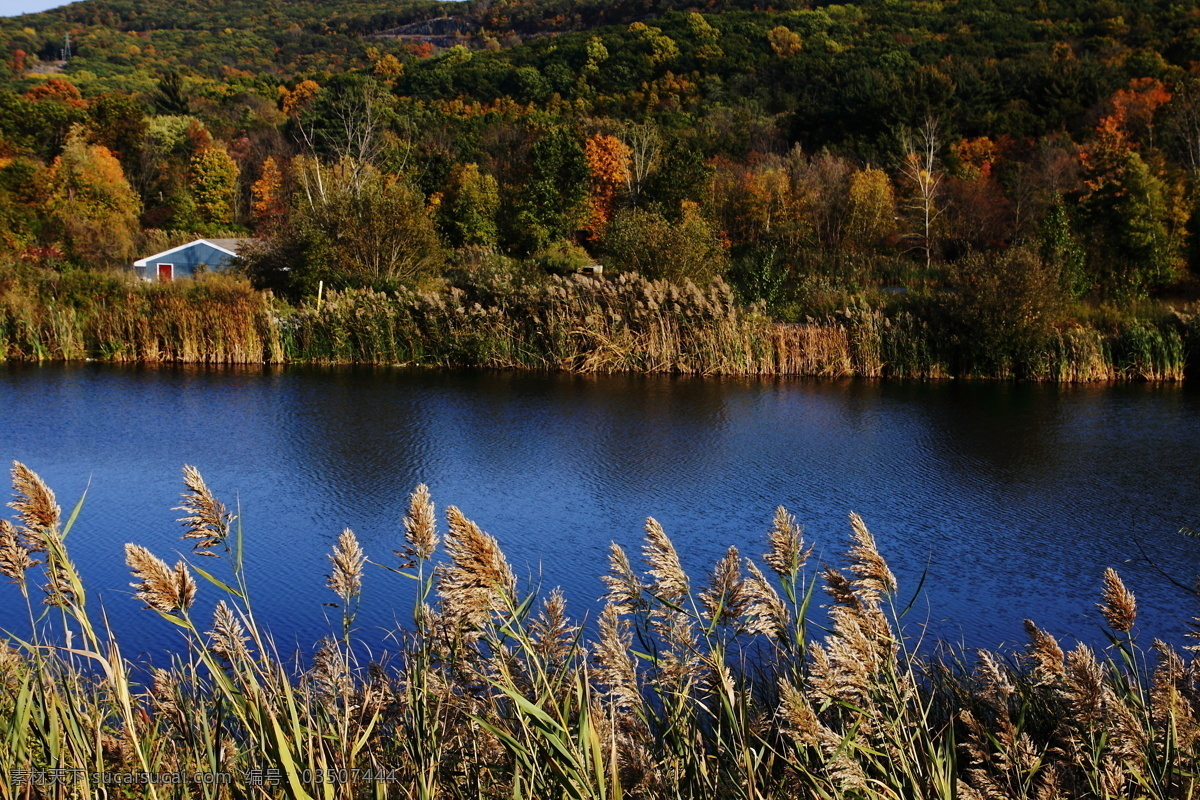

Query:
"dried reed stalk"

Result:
[[9, 461, 59, 552], [397, 483, 438, 566], [437, 506, 516, 631], [328, 528, 366, 605], [125, 543, 196, 614], [175, 465, 233, 555]]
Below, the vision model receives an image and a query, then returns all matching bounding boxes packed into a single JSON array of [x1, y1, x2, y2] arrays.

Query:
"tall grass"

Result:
[[0, 269, 284, 364], [1, 265, 1197, 380], [2, 462, 1200, 799]]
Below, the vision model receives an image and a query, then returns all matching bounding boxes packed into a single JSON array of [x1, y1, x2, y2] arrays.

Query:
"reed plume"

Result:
[[0, 517, 36, 588], [397, 483, 438, 566], [643, 518, 688, 605], [594, 602, 640, 712], [1023, 620, 1066, 685], [125, 543, 196, 614], [175, 464, 233, 556], [207, 600, 250, 662], [700, 545, 746, 627], [1098, 567, 1137, 633], [743, 560, 790, 642], [9, 461, 59, 552], [328, 527, 366, 605], [846, 512, 896, 600], [529, 588, 577, 668], [437, 505, 516, 631], [765, 506, 810, 579], [602, 542, 645, 615]]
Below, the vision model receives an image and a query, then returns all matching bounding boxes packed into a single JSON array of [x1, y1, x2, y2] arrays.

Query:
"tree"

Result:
[[898, 116, 944, 267], [511, 127, 589, 252], [251, 156, 286, 230], [602, 203, 727, 284], [584, 134, 631, 239], [767, 26, 803, 58], [255, 157, 444, 295], [45, 125, 141, 268], [845, 167, 897, 251], [190, 145, 240, 227], [439, 162, 499, 248]]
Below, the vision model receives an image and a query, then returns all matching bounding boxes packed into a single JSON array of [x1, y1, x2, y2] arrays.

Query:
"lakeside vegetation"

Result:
[[2, 265, 1198, 379], [0, 0, 1199, 378], [1, 461, 1198, 799]]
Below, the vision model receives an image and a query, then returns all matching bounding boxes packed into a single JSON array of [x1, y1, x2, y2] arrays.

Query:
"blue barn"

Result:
[[133, 238, 255, 282]]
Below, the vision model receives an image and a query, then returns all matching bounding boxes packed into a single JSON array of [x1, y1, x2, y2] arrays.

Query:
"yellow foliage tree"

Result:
[[46, 125, 141, 267]]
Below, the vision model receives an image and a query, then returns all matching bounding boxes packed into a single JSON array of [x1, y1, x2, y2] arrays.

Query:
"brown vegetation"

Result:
[[1, 463, 1200, 798]]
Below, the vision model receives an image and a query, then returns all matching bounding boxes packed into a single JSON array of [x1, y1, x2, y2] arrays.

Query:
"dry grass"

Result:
[[2, 464, 1200, 799]]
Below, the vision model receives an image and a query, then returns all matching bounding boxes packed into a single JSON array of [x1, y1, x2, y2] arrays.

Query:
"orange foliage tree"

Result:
[[251, 156, 286, 230], [584, 134, 631, 240]]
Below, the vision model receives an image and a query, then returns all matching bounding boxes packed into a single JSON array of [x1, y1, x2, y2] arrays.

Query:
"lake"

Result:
[[1, 362, 1199, 661]]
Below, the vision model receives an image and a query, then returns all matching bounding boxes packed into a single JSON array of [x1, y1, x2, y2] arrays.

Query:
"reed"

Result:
[[1, 264, 1197, 381], [3, 463, 1200, 798]]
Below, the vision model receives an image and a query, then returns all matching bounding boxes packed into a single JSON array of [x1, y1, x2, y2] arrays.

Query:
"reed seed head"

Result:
[[765, 506, 810, 578], [602, 542, 645, 615], [743, 559, 790, 642], [125, 543, 196, 614], [328, 528, 366, 605], [437, 506, 516, 631], [1098, 567, 1136, 633], [0, 518, 37, 587], [175, 465, 233, 556], [9, 461, 59, 552], [594, 602, 640, 711], [700, 545, 746, 626], [847, 512, 896, 600], [397, 483, 438, 565], [530, 588, 577, 668], [1023, 620, 1066, 685], [207, 600, 250, 662], [643, 517, 688, 604]]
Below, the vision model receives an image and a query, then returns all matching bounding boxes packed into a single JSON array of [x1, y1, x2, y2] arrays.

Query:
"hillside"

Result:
[[0, 0, 1197, 375]]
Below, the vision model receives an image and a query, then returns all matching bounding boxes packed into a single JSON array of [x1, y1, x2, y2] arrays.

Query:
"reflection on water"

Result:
[[1, 363, 1199, 658]]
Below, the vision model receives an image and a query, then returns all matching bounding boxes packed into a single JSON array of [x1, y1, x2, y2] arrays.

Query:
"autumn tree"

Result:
[[844, 167, 897, 250], [584, 134, 631, 240], [251, 156, 286, 230], [45, 125, 141, 267], [767, 26, 803, 58]]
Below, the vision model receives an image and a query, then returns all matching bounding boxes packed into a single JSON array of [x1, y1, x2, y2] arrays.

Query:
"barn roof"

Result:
[[133, 238, 257, 267]]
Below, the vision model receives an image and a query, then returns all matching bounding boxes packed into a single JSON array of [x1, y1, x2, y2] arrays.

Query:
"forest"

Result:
[[0, 0, 1199, 375]]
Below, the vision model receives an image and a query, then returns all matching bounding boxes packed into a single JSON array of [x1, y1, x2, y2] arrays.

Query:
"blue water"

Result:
[[1, 363, 1199, 661]]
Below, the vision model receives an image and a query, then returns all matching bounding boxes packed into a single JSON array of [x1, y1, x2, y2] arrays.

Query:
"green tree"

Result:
[[439, 163, 500, 248], [190, 145, 240, 227], [602, 204, 727, 284], [252, 157, 443, 295], [510, 127, 589, 252]]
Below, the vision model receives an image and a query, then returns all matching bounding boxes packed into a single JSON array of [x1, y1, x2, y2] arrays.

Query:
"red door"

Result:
[[157, 263, 173, 282]]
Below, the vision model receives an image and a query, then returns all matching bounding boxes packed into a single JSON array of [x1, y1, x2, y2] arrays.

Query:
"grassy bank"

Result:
[[1, 462, 1197, 799], [2, 266, 1198, 379]]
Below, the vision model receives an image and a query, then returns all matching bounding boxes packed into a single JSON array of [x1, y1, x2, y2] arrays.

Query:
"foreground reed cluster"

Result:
[[3, 266, 1198, 379], [0, 463, 1198, 799]]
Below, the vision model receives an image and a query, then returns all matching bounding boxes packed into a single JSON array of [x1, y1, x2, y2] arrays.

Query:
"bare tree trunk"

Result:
[[898, 115, 944, 268]]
